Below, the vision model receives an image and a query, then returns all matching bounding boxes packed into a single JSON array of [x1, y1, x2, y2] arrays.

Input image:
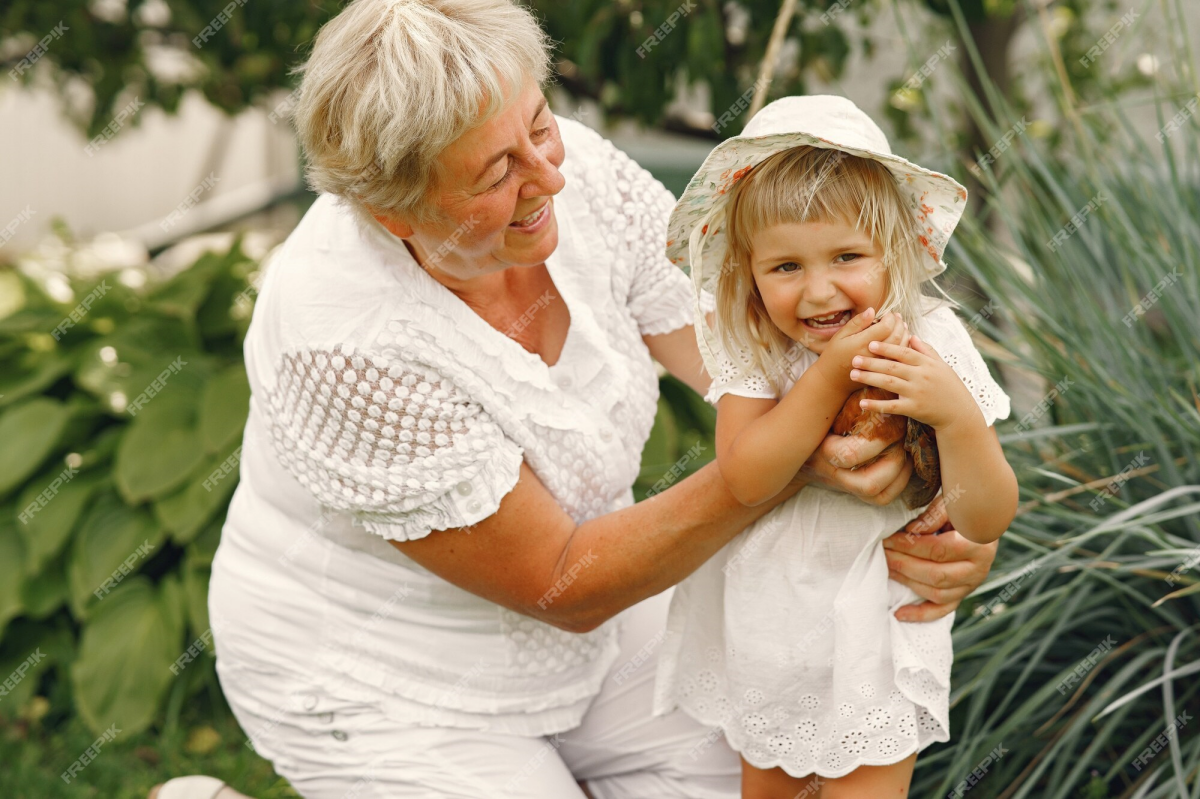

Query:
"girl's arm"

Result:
[[852, 335, 1018, 544], [932, 420, 1016, 543], [718, 310, 907, 506], [716, 370, 848, 507]]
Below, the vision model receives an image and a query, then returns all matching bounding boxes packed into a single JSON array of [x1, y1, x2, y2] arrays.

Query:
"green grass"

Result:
[[1, 676, 295, 799], [897, 1, 1200, 796]]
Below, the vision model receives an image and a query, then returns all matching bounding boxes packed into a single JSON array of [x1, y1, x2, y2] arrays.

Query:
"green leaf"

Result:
[[154, 439, 240, 545], [659, 376, 716, 436], [113, 392, 206, 504], [196, 268, 256, 342], [146, 251, 226, 319], [73, 426, 124, 472], [15, 468, 106, 576], [0, 398, 70, 499], [638, 395, 679, 488], [198, 365, 250, 454], [158, 572, 187, 647], [70, 578, 180, 737], [181, 563, 211, 639], [0, 619, 66, 711], [0, 349, 73, 410], [0, 519, 26, 640], [73, 316, 210, 413], [66, 491, 164, 620], [19, 552, 68, 619], [185, 520, 224, 569]]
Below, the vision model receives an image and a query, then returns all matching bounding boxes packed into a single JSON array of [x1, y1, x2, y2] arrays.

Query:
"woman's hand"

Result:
[[795, 428, 913, 506], [881, 495, 998, 621]]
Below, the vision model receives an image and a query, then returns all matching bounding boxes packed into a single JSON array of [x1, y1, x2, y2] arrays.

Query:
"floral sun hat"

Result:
[[665, 94, 969, 379]]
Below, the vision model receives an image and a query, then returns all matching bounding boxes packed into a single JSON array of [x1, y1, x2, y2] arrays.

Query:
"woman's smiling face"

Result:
[[376, 80, 567, 281], [749, 217, 889, 355]]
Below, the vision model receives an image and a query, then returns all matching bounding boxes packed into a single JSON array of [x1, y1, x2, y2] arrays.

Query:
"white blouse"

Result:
[[210, 117, 714, 735]]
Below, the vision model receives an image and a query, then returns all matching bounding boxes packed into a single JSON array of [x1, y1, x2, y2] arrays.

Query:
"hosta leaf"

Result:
[[639, 396, 678, 484], [182, 561, 211, 638], [0, 521, 26, 640], [0, 398, 70, 498], [70, 578, 179, 736], [113, 392, 205, 503], [0, 619, 66, 711], [185, 521, 223, 568], [146, 251, 228, 319], [15, 468, 106, 576], [73, 316, 210, 412], [0, 349, 73, 410], [198, 365, 250, 454], [157, 572, 187, 647], [154, 439, 240, 545], [19, 552, 68, 619], [66, 491, 163, 620]]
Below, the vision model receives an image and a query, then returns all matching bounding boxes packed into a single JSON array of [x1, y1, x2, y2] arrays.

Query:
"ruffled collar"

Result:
[[352, 191, 630, 432]]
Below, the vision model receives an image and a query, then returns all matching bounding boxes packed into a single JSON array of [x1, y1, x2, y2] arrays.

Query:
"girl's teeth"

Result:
[[806, 310, 850, 327]]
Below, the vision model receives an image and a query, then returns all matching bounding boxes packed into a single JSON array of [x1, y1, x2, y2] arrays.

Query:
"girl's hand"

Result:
[[812, 309, 906, 395], [847, 335, 979, 432]]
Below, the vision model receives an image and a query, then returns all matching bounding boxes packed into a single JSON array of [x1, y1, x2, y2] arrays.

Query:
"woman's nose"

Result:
[[521, 150, 565, 199]]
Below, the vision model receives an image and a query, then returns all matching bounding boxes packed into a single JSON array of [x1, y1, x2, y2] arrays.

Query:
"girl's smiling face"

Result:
[[749, 217, 888, 355]]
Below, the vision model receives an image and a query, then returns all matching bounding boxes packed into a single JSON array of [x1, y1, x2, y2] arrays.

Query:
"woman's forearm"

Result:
[[551, 459, 807, 632]]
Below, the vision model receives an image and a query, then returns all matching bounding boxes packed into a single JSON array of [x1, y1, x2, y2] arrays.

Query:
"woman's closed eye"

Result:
[[490, 160, 514, 190], [488, 127, 553, 190]]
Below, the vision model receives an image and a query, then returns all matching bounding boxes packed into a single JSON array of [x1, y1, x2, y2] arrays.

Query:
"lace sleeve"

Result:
[[263, 345, 524, 541], [702, 342, 779, 406], [923, 305, 1012, 428], [571, 124, 695, 337]]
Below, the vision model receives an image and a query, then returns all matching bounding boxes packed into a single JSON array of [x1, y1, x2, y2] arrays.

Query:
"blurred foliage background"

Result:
[[1, 0, 1198, 796]]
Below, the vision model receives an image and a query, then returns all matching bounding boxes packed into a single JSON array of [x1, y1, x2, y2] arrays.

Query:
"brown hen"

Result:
[[830, 387, 941, 509]]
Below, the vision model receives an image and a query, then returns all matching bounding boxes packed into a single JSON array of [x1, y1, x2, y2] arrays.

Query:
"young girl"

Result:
[[652, 95, 1018, 797]]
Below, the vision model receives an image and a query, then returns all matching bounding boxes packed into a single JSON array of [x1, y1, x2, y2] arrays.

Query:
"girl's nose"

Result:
[[800, 280, 837, 310]]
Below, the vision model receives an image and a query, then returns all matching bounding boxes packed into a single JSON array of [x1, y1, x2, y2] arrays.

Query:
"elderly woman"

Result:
[[172, 1, 1001, 797]]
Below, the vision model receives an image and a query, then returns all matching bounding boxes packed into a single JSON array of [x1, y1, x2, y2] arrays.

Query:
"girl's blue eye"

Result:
[[776, 261, 801, 273], [836, 253, 861, 263]]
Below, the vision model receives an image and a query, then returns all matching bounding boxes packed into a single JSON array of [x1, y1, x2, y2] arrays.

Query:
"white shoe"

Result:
[[147, 775, 233, 799]]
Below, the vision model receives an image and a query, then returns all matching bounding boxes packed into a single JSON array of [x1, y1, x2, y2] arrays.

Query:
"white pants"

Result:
[[216, 587, 741, 798]]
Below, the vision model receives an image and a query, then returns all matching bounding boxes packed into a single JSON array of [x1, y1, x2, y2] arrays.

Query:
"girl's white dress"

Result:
[[651, 296, 1012, 779]]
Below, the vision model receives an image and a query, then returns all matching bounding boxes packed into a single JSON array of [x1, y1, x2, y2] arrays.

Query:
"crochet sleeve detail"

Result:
[[263, 346, 524, 541]]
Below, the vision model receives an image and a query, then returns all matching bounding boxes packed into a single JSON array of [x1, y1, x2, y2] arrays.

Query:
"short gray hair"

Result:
[[291, 0, 552, 228]]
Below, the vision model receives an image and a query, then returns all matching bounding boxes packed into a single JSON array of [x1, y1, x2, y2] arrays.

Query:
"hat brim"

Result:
[[664, 130, 969, 295]]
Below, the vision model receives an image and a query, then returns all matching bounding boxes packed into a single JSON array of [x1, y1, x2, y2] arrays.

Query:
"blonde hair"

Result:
[[715, 145, 957, 393], [290, 0, 553, 230]]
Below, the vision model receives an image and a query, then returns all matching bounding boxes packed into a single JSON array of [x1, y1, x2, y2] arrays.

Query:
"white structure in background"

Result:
[[0, 0, 1192, 256], [0, 0, 300, 256], [0, 84, 301, 253]]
